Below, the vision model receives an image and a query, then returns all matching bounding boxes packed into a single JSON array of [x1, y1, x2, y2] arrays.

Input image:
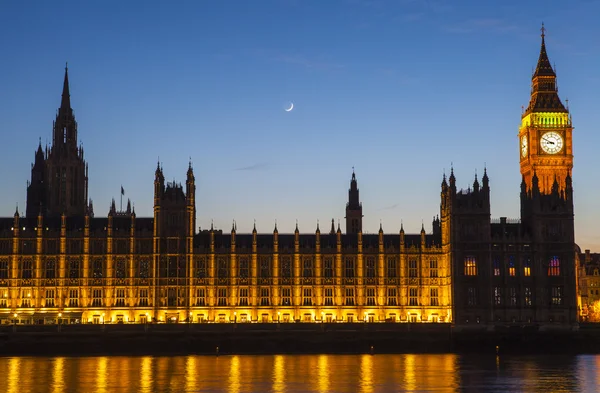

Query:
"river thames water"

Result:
[[0, 354, 599, 392]]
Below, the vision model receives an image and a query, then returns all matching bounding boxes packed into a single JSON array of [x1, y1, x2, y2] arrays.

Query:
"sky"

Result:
[[0, 0, 599, 249]]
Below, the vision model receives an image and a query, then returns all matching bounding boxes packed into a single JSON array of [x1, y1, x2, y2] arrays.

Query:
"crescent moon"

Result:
[[285, 103, 294, 112]]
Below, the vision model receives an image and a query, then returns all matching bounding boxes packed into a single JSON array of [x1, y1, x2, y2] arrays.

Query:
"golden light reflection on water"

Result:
[[96, 357, 108, 393], [185, 356, 196, 391], [272, 355, 285, 393], [7, 358, 20, 393], [51, 357, 65, 393], [139, 356, 152, 393], [228, 355, 241, 393], [359, 355, 373, 393], [0, 354, 592, 392], [317, 354, 329, 393]]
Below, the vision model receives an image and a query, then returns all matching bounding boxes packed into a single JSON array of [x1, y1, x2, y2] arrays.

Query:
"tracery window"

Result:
[[464, 256, 477, 276], [548, 256, 560, 276]]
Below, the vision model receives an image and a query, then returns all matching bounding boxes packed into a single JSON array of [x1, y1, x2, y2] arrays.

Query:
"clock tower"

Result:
[[519, 25, 573, 194]]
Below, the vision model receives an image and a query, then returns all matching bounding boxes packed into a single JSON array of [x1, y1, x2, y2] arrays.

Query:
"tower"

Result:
[[32, 65, 89, 218], [519, 25, 573, 194], [345, 168, 363, 234]]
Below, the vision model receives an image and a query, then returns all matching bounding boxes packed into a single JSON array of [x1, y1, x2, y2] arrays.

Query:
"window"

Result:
[[494, 287, 502, 305], [366, 287, 376, 306], [260, 288, 270, 306], [217, 288, 227, 306], [239, 257, 249, 279], [115, 259, 127, 279], [430, 288, 439, 306], [195, 257, 207, 279], [387, 288, 397, 306], [0, 259, 8, 279], [139, 289, 149, 307], [523, 256, 531, 277], [493, 256, 501, 276], [345, 288, 355, 306], [21, 259, 32, 279], [345, 258, 355, 279], [260, 257, 271, 279], [280, 257, 292, 283], [551, 286, 563, 305], [524, 287, 532, 307], [548, 256, 560, 276], [408, 259, 417, 278], [365, 257, 376, 279], [45, 258, 56, 279], [303, 257, 313, 279], [217, 258, 229, 279], [45, 289, 55, 307], [323, 257, 334, 278], [429, 259, 438, 278], [464, 256, 477, 276], [281, 287, 292, 306], [238, 288, 248, 306], [409, 288, 418, 306], [509, 287, 517, 306], [508, 256, 516, 277], [192, 288, 203, 306], [21, 290, 31, 307], [92, 259, 103, 278], [387, 257, 397, 278], [0, 290, 7, 307], [303, 288, 313, 306], [324, 287, 333, 306], [139, 259, 150, 279], [467, 287, 477, 306], [115, 288, 126, 307], [69, 289, 79, 307], [92, 288, 103, 307]]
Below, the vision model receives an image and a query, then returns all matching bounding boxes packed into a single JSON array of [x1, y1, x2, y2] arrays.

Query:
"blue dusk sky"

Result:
[[1, 1, 599, 249]]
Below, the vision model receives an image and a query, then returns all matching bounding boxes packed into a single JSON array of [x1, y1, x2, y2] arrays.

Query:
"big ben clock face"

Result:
[[521, 135, 528, 157], [540, 131, 563, 154]]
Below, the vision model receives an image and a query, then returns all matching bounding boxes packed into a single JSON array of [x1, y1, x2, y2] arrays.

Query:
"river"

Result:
[[0, 354, 598, 392]]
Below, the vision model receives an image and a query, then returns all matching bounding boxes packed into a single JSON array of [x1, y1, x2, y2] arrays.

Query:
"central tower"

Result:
[[345, 169, 363, 234], [519, 25, 573, 194]]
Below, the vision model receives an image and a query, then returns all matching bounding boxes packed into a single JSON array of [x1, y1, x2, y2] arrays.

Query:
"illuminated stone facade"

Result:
[[0, 30, 579, 327]]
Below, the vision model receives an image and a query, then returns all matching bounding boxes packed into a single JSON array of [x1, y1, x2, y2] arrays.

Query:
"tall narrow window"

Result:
[[21, 259, 32, 279], [493, 256, 501, 276], [509, 287, 517, 306], [366, 287, 376, 306], [494, 287, 502, 305], [429, 259, 438, 278], [345, 288, 355, 306], [387, 257, 398, 278], [68, 289, 78, 307], [139, 259, 150, 279], [195, 257, 207, 279], [196, 288, 205, 306], [523, 256, 531, 277], [548, 256, 560, 276], [115, 259, 127, 279], [524, 287, 532, 306], [238, 288, 248, 306], [430, 288, 439, 306], [45, 289, 55, 307], [508, 256, 516, 277], [365, 257, 376, 279], [387, 288, 397, 306], [0, 259, 8, 279], [551, 286, 563, 305], [92, 259, 103, 278], [408, 259, 417, 278], [217, 258, 229, 281], [464, 256, 477, 276], [239, 257, 249, 279], [217, 288, 227, 306], [260, 257, 271, 278], [467, 287, 477, 306], [409, 288, 418, 306], [324, 287, 333, 306], [345, 258, 355, 278], [260, 288, 270, 306], [115, 288, 126, 307], [303, 288, 313, 306], [323, 257, 334, 278], [281, 257, 292, 284], [281, 287, 292, 306], [303, 257, 313, 279], [139, 289, 149, 307]]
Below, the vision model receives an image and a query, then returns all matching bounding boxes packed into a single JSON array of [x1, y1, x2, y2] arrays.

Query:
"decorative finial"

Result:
[[65, 61, 68, 70], [541, 22, 546, 39]]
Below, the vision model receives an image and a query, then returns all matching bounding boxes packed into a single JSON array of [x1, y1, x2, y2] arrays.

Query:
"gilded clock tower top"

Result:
[[519, 25, 573, 194]]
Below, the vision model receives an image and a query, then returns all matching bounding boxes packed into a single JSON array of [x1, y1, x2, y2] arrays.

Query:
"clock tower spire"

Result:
[[519, 24, 573, 194]]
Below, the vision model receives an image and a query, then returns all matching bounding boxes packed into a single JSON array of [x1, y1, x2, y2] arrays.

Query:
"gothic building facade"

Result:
[[0, 30, 578, 327]]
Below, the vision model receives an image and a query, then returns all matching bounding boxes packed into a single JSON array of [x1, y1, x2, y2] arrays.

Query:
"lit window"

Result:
[[408, 259, 418, 278], [387, 257, 398, 278], [494, 287, 502, 305], [464, 257, 477, 276], [524, 287, 532, 306], [324, 287, 333, 306], [281, 287, 292, 306], [430, 288, 439, 306], [548, 256, 560, 276], [523, 256, 531, 277], [366, 287, 376, 306], [238, 288, 248, 306], [493, 256, 501, 276], [409, 287, 418, 306], [387, 288, 397, 306], [345, 288, 354, 306], [509, 287, 517, 306], [429, 259, 438, 278], [260, 288, 270, 306], [551, 286, 563, 305], [303, 288, 313, 306], [508, 256, 516, 277]]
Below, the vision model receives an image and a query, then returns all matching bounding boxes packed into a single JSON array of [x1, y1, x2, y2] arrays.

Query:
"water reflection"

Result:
[[0, 354, 595, 392]]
